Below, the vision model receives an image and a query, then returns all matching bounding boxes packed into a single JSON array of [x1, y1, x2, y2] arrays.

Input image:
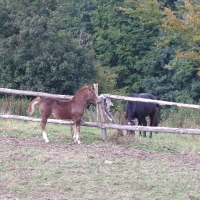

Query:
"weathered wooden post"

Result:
[[93, 83, 107, 140], [93, 83, 99, 121], [99, 99, 107, 140]]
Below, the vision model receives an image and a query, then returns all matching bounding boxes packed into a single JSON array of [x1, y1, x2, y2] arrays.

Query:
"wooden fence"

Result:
[[1, 86, 200, 138]]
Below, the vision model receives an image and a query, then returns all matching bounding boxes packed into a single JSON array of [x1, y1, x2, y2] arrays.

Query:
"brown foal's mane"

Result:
[[72, 84, 92, 99]]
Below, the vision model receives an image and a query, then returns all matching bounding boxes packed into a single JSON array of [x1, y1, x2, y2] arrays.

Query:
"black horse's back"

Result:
[[133, 93, 156, 100]]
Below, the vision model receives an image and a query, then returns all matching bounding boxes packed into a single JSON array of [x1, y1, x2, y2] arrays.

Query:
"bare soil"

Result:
[[1, 135, 200, 167]]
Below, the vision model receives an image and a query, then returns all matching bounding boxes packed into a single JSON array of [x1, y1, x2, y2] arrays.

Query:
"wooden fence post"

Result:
[[2, 87, 200, 137], [94, 83, 107, 140], [100, 99, 107, 140], [93, 83, 99, 121]]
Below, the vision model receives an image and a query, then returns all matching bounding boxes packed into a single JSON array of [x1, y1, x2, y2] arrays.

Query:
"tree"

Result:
[[0, 0, 97, 94], [119, 0, 200, 102], [126, 0, 200, 70], [91, 0, 160, 92], [163, 0, 200, 63]]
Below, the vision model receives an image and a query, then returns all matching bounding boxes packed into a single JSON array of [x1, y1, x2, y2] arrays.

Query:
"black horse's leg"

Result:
[[128, 120, 135, 135], [149, 131, 152, 138], [149, 113, 157, 138], [149, 116, 152, 138], [141, 118, 147, 137], [138, 119, 142, 137]]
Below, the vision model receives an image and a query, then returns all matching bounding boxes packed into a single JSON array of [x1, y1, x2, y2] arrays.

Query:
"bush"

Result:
[[0, 96, 40, 117]]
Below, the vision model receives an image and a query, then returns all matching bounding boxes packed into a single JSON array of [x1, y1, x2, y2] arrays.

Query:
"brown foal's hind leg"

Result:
[[40, 117, 49, 143]]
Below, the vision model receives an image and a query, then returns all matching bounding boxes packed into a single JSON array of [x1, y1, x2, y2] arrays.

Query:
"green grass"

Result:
[[1, 100, 200, 199], [0, 118, 200, 199], [1, 117, 200, 155]]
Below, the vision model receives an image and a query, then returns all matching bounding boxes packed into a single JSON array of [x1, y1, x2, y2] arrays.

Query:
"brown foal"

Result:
[[28, 84, 100, 144]]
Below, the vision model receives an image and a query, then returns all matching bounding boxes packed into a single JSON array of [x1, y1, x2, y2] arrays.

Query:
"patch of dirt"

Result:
[[1, 135, 200, 167]]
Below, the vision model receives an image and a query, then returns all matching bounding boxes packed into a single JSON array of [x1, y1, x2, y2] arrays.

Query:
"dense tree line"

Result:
[[0, 0, 199, 103]]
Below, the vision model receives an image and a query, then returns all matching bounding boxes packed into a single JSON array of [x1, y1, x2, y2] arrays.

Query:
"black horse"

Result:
[[125, 93, 158, 138]]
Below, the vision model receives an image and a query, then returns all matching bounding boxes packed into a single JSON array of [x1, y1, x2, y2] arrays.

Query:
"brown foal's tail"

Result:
[[28, 96, 41, 115]]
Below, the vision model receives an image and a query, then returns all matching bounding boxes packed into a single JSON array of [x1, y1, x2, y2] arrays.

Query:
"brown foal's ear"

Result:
[[88, 84, 92, 90]]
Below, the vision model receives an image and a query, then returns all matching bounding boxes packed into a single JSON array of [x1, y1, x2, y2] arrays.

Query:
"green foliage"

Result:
[[0, 0, 200, 105], [131, 44, 200, 103], [160, 107, 200, 129], [91, 0, 160, 92], [94, 63, 117, 94], [119, 0, 200, 103], [55, 0, 95, 49], [0, 0, 96, 94]]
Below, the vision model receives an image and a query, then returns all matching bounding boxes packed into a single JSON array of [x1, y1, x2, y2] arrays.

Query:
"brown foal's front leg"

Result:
[[73, 118, 81, 144]]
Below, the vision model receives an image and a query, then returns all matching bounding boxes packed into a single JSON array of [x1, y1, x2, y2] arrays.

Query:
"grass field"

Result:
[[0, 118, 200, 200]]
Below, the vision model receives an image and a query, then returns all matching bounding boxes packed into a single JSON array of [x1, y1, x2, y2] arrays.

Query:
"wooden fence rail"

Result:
[[0, 87, 200, 137], [1, 114, 200, 135], [0, 88, 72, 99], [101, 94, 200, 109], [1, 87, 200, 109]]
